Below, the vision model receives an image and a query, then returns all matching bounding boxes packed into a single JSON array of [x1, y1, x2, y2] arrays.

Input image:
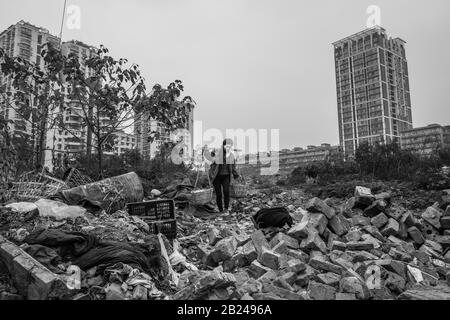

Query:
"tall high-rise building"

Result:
[[0, 20, 60, 159], [1, 21, 136, 170], [332, 26, 413, 157]]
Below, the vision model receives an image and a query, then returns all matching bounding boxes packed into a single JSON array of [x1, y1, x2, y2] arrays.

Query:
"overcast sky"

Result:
[[1, 0, 449, 150]]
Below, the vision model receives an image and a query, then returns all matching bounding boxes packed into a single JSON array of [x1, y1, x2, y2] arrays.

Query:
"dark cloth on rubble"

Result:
[[185, 203, 217, 219], [162, 183, 194, 201], [208, 148, 239, 182], [252, 207, 293, 229], [73, 241, 159, 275], [24, 229, 98, 258], [23, 229, 162, 275], [23, 244, 63, 274]]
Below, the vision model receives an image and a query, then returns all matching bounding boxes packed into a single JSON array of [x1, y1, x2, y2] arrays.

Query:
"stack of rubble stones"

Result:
[[190, 187, 450, 300]]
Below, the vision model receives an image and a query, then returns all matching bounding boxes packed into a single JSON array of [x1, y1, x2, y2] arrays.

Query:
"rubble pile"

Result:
[[0, 187, 172, 300], [1, 169, 450, 300], [173, 186, 450, 300]]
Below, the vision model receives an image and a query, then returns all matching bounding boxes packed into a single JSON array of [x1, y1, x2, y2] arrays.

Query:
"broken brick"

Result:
[[305, 197, 336, 219], [210, 236, 238, 263], [354, 186, 375, 207], [407, 226, 425, 245], [300, 229, 327, 254], [287, 220, 310, 240], [258, 247, 281, 270], [371, 213, 389, 229], [316, 272, 340, 287], [339, 276, 368, 299], [269, 232, 299, 250], [381, 218, 400, 237], [331, 241, 347, 252], [309, 256, 343, 274], [328, 214, 351, 236], [308, 281, 336, 300], [422, 207, 442, 230], [364, 200, 388, 218], [346, 241, 375, 251], [441, 217, 450, 230]]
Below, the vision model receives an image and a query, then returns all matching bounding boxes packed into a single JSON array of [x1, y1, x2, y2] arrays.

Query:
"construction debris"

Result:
[[1, 171, 450, 300]]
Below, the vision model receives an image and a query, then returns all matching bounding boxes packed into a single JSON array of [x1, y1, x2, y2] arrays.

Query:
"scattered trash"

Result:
[[35, 199, 87, 220], [2, 173, 450, 300], [59, 172, 144, 213]]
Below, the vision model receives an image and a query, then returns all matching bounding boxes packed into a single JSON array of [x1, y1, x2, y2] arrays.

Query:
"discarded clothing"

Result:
[[184, 203, 217, 219], [23, 229, 162, 275], [24, 229, 98, 258], [74, 241, 159, 275], [23, 244, 63, 274], [252, 207, 293, 229], [162, 183, 194, 201]]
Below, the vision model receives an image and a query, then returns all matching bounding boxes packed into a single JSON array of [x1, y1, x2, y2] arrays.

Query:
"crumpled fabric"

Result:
[[74, 241, 157, 275], [24, 229, 98, 258], [184, 203, 217, 219], [252, 207, 293, 229], [23, 229, 163, 276], [23, 244, 63, 274]]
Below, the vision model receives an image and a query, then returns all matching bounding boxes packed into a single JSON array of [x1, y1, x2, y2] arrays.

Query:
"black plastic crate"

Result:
[[143, 218, 177, 240], [127, 199, 175, 221]]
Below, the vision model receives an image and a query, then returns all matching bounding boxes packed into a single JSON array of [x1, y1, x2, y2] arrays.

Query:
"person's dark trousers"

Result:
[[213, 174, 231, 212]]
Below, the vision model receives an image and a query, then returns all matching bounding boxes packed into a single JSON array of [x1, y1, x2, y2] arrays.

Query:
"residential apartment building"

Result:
[[278, 144, 343, 171], [333, 26, 413, 157], [45, 40, 99, 168], [109, 130, 136, 156], [1, 21, 136, 170], [400, 124, 450, 155], [242, 144, 343, 175], [135, 102, 194, 159], [0, 20, 60, 161]]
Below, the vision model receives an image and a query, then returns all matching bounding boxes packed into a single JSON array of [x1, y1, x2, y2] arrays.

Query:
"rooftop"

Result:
[[332, 25, 406, 47]]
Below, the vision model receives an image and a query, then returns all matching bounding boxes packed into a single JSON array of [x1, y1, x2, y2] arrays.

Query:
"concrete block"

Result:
[[422, 207, 442, 230], [308, 281, 336, 300], [258, 247, 281, 270], [381, 218, 400, 237], [287, 220, 310, 240], [309, 257, 343, 274], [300, 230, 327, 254], [346, 241, 375, 251], [306, 197, 335, 219], [371, 213, 389, 229], [269, 232, 299, 250], [364, 200, 388, 218], [328, 214, 351, 236], [408, 226, 425, 245], [316, 272, 340, 287]]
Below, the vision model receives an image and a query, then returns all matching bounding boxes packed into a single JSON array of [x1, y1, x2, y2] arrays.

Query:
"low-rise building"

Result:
[[111, 130, 136, 155], [278, 144, 343, 171], [400, 124, 450, 155]]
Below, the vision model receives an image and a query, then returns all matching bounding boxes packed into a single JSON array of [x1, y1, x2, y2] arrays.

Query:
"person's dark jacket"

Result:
[[208, 148, 239, 182]]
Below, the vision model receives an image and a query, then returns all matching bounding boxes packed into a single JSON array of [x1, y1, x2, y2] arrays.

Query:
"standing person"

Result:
[[209, 138, 239, 213]]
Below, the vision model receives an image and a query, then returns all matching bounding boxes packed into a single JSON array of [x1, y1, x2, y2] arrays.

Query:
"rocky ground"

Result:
[[1, 178, 450, 300]]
